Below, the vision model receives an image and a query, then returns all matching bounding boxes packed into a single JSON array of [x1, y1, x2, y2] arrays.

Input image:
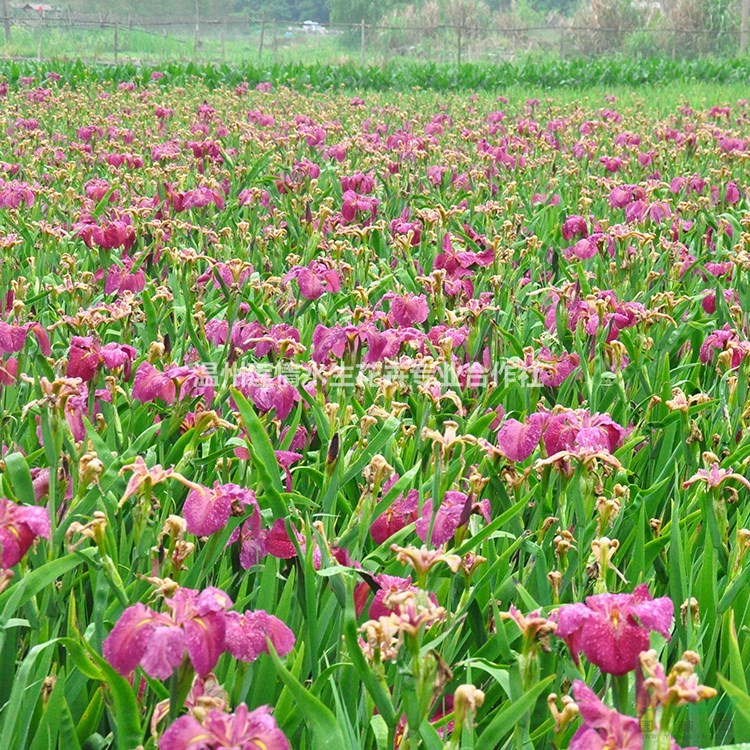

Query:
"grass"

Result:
[[0, 21, 747, 69]]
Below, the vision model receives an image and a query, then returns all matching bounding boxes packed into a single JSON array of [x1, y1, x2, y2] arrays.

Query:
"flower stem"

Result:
[[168, 669, 180, 722], [611, 673, 629, 714]]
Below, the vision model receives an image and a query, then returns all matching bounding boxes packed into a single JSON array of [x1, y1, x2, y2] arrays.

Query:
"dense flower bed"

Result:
[[0, 71, 748, 749]]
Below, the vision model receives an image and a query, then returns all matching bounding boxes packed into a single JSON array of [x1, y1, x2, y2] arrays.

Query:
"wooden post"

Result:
[[2, 0, 10, 43], [360, 19, 365, 65], [272, 18, 277, 64], [37, 10, 43, 61], [741, 0, 750, 54], [455, 0, 464, 65], [114, 21, 119, 63], [258, 16, 265, 58], [193, 0, 200, 62]]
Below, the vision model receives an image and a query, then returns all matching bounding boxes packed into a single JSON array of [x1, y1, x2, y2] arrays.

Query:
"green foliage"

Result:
[[0, 55, 749, 90]]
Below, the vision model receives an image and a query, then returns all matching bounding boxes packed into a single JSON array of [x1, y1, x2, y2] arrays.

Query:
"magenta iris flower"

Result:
[[494, 408, 625, 463], [519, 347, 580, 387], [569, 680, 642, 750], [543, 409, 626, 456], [103, 587, 233, 679], [555, 584, 674, 675], [104, 260, 146, 294], [496, 412, 548, 462], [132, 362, 215, 405], [341, 189, 378, 224], [159, 704, 289, 750], [390, 211, 422, 245], [232, 368, 300, 421], [311, 323, 364, 362], [0, 320, 51, 356], [0, 498, 50, 569], [699, 324, 750, 368], [67, 336, 136, 381], [366, 574, 423, 619], [75, 217, 135, 251], [197, 262, 254, 289], [388, 293, 429, 327], [183, 483, 256, 537], [561, 214, 588, 240], [104, 587, 296, 679], [287, 260, 341, 300], [224, 610, 295, 662], [369, 476, 419, 544], [227, 494, 266, 569], [132, 361, 177, 404], [66, 336, 101, 381], [415, 490, 490, 546], [205, 319, 300, 358], [263, 518, 322, 569]]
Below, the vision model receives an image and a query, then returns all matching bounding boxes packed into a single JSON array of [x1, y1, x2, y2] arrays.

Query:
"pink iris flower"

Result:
[[563, 237, 599, 260], [701, 289, 737, 314], [0, 320, 51, 356], [434, 233, 494, 277], [206, 320, 300, 358], [361, 574, 419, 619], [369, 475, 419, 544], [543, 409, 627, 456], [388, 293, 429, 327], [183, 483, 256, 537], [104, 260, 146, 294], [415, 491, 491, 546], [159, 704, 289, 750], [168, 185, 225, 212], [262, 518, 326, 569], [103, 587, 234, 679], [287, 261, 341, 300], [104, 587, 295, 679], [232, 368, 300, 421], [76, 217, 135, 251], [496, 412, 548, 462], [555, 584, 674, 675], [226, 491, 266, 568], [520, 347, 580, 387], [132, 362, 215, 405], [311, 323, 365, 362], [569, 681, 642, 750], [0, 498, 50, 569], [341, 189, 379, 224], [562, 214, 588, 241], [196, 262, 254, 289], [390, 211, 422, 245], [224, 610, 296, 663], [67, 337, 137, 381], [0, 180, 35, 208], [699, 325, 750, 368]]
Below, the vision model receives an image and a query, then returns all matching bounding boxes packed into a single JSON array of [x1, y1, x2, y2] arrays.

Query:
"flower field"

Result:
[[1, 66, 750, 750]]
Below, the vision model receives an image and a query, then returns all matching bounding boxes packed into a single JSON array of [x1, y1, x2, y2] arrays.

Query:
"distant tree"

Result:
[[233, 0, 328, 22], [328, 0, 411, 23], [66, 0, 239, 21], [530, 0, 579, 13], [490, 0, 579, 14], [328, 0, 374, 23]]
